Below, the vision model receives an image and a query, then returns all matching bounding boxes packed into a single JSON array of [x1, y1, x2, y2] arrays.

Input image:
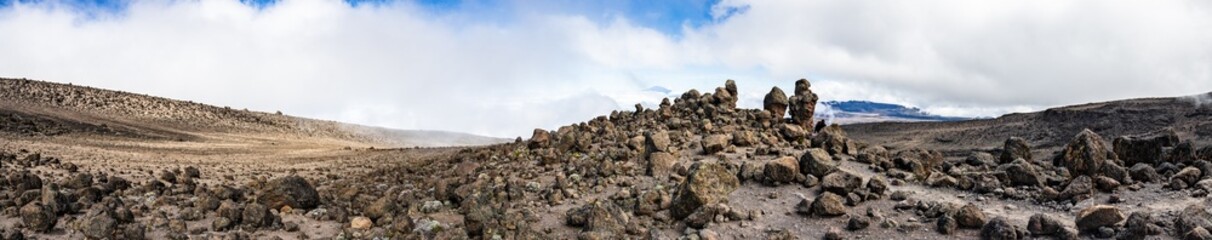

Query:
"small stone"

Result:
[[351, 216, 373, 230]]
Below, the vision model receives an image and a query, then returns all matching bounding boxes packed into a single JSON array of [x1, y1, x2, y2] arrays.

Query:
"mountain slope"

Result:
[[0, 78, 506, 147], [817, 100, 970, 124], [842, 93, 1212, 155]]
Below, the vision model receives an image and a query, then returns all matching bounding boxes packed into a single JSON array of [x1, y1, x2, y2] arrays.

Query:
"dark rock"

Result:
[[1178, 204, 1212, 234], [937, 215, 958, 235], [788, 79, 818, 128], [1058, 129, 1112, 178], [821, 171, 863, 195], [242, 202, 272, 228], [1027, 213, 1063, 236], [763, 156, 801, 185], [1074, 205, 1125, 232], [1129, 163, 1161, 183], [824, 227, 842, 240], [794, 195, 814, 216], [575, 200, 628, 233], [529, 129, 551, 149], [763, 87, 789, 118], [980, 217, 1024, 240], [1000, 137, 1032, 164], [956, 203, 988, 229], [258, 176, 321, 210], [811, 192, 847, 217], [20, 202, 56, 232], [217, 200, 243, 224], [812, 124, 849, 155], [1123, 212, 1163, 238], [847, 215, 870, 231], [1093, 176, 1121, 192], [183, 166, 201, 179], [1060, 175, 1095, 202], [1113, 129, 1178, 166], [81, 211, 118, 239], [799, 148, 837, 178], [671, 162, 739, 219], [967, 152, 998, 167], [1003, 159, 1042, 186]]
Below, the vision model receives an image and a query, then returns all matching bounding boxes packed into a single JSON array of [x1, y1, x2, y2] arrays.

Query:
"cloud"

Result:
[[1, 0, 1210, 138]]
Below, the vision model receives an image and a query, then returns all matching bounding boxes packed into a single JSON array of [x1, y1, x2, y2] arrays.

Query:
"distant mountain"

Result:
[[816, 100, 970, 124]]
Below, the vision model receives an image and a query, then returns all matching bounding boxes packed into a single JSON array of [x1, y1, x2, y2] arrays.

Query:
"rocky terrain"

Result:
[[3, 77, 1212, 240]]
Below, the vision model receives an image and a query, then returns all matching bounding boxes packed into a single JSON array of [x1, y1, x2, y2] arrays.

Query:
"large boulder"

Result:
[[799, 148, 838, 178], [788, 79, 819, 128], [1179, 204, 1212, 234], [1003, 159, 1043, 186], [956, 203, 988, 229], [644, 131, 673, 155], [670, 162, 740, 219], [20, 202, 56, 232], [1113, 129, 1179, 166], [981, 217, 1026, 240], [820, 171, 863, 195], [810, 192, 848, 217], [1058, 129, 1112, 178], [1000, 137, 1032, 164], [1075, 205, 1125, 232], [812, 124, 850, 155], [702, 134, 731, 154], [763, 156, 801, 184], [258, 176, 321, 210], [763, 87, 789, 118], [528, 129, 551, 149]]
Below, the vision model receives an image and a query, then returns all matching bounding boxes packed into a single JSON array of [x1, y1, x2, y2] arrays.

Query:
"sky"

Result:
[[1, 0, 1211, 138]]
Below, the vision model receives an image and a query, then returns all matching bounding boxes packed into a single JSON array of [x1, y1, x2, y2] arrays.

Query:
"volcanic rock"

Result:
[[258, 176, 321, 210], [1075, 205, 1125, 232], [1058, 129, 1112, 178], [1027, 213, 1063, 236], [799, 148, 838, 178], [811, 192, 847, 217], [821, 171, 863, 195], [763, 87, 789, 118], [763, 156, 801, 185], [1113, 129, 1178, 166], [20, 202, 56, 232], [788, 79, 818, 128], [1000, 137, 1032, 164], [671, 162, 739, 219], [980, 217, 1025, 240]]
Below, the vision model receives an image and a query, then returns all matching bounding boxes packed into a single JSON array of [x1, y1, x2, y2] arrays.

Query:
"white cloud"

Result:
[[1, 0, 1210, 138]]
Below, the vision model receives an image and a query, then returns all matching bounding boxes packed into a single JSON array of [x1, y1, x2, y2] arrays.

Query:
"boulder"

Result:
[[821, 171, 863, 195], [258, 176, 321, 210], [1003, 159, 1043, 186], [20, 202, 56, 232], [763, 87, 789, 118], [813, 124, 850, 155], [1189, 227, 1212, 240], [242, 203, 272, 228], [1059, 175, 1095, 202], [1174, 167, 1203, 187], [763, 156, 801, 184], [1113, 129, 1178, 166], [981, 217, 1025, 240], [780, 124, 808, 142], [811, 192, 847, 217], [1179, 204, 1212, 234], [81, 213, 118, 239], [528, 129, 551, 149], [579, 200, 629, 233], [648, 152, 676, 177], [956, 203, 988, 229], [1000, 137, 1032, 164], [937, 215, 958, 235], [702, 134, 731, 154], [1027, 213, 1064, 236], [1075, 205, 1125, 231], [1123, 212, 1163, 238], [217, 200, 243, 224], [645, 131, 672, 154], [1058, 129, 1112, 178], [799, 148, 838, 178], [1129, 163, 1161, 183], [670, 162, 740, 219]]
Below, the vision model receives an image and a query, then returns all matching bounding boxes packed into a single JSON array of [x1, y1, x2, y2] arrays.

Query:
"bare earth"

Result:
[[2, 78, 1212, 240]]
